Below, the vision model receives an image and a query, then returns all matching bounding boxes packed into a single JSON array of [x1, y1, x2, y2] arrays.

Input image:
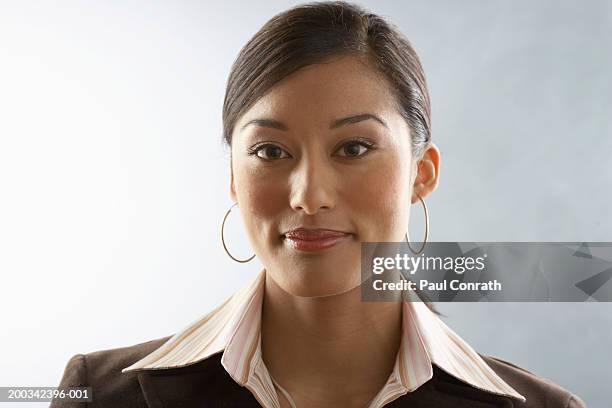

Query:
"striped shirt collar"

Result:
[[122, 268, 526, 407]]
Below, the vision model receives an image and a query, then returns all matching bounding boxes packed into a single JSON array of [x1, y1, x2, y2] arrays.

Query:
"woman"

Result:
[[52, 1, 586, 407]]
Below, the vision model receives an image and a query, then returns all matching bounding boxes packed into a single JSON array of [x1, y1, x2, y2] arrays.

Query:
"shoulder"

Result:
[[51, 335, 172, 408], [479, 354, 588, 407]]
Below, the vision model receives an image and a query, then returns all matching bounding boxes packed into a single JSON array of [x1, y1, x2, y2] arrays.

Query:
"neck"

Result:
[[261, 270, 403, 407]]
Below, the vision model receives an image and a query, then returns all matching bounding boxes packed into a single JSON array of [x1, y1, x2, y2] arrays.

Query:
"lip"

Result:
[[282, 228, 352, 252]]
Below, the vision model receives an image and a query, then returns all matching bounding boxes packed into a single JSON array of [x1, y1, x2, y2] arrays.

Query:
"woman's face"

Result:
[[230, 54, 439, 297]]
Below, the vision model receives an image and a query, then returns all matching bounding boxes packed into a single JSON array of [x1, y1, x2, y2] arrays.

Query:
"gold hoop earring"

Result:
[[221, 202, 256, 263], [405, 194, 429, 255]]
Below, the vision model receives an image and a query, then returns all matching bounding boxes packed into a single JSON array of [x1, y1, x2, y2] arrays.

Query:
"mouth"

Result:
[[281, 228, 352, 252]]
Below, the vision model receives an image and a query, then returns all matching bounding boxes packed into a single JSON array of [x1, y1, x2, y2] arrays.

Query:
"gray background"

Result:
[[0, 1, 609, 407]]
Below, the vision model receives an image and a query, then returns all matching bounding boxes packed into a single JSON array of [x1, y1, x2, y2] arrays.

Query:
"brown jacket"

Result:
[[50, 335, 587, 408]]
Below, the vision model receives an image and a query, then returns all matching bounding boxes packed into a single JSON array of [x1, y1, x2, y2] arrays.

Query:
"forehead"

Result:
[[236, 54, 398, 130]]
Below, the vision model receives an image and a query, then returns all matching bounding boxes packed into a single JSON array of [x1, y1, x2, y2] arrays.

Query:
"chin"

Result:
[[282, 263, 362, 298], [265, 241, 363, 296]]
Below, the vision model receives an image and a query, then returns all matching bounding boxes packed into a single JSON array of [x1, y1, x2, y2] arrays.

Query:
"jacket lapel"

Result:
[[135, 353, 262, 408]]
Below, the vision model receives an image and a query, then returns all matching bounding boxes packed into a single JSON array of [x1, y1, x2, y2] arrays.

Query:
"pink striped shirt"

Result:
[[122, 268, 525, 407]]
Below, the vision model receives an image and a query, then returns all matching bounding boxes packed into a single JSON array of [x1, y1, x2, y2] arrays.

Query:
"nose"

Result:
[[289, 155, 336, 215]]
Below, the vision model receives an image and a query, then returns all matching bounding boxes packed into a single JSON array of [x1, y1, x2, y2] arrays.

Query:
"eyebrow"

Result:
[[240, 113, 388, 132]]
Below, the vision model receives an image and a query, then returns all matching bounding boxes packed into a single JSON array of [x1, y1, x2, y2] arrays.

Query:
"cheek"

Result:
[[233, 165, 287, 245], [238, 170, 286, 216], [348, 156, 410, 241]]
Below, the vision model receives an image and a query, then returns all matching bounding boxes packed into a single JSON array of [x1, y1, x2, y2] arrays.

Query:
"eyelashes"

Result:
[[247, 137, 377, 161], [247, 143, 290, 160]]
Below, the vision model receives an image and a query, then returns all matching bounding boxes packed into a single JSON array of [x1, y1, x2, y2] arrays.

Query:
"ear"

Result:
[[229, 163, 237, 203], [412, 142, 440, 204]]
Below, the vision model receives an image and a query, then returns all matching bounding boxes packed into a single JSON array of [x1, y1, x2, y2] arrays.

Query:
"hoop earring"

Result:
[[221, 202, 256, 263], [405, 194, 429, 255]]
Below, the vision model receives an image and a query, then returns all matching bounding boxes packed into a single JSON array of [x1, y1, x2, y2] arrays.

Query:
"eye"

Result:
[[335, 138, 376, 158], [248, 143, 291, 161]]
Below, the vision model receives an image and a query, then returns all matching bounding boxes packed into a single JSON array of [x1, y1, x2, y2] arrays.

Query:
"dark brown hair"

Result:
[[222, 0, 432, 158]]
